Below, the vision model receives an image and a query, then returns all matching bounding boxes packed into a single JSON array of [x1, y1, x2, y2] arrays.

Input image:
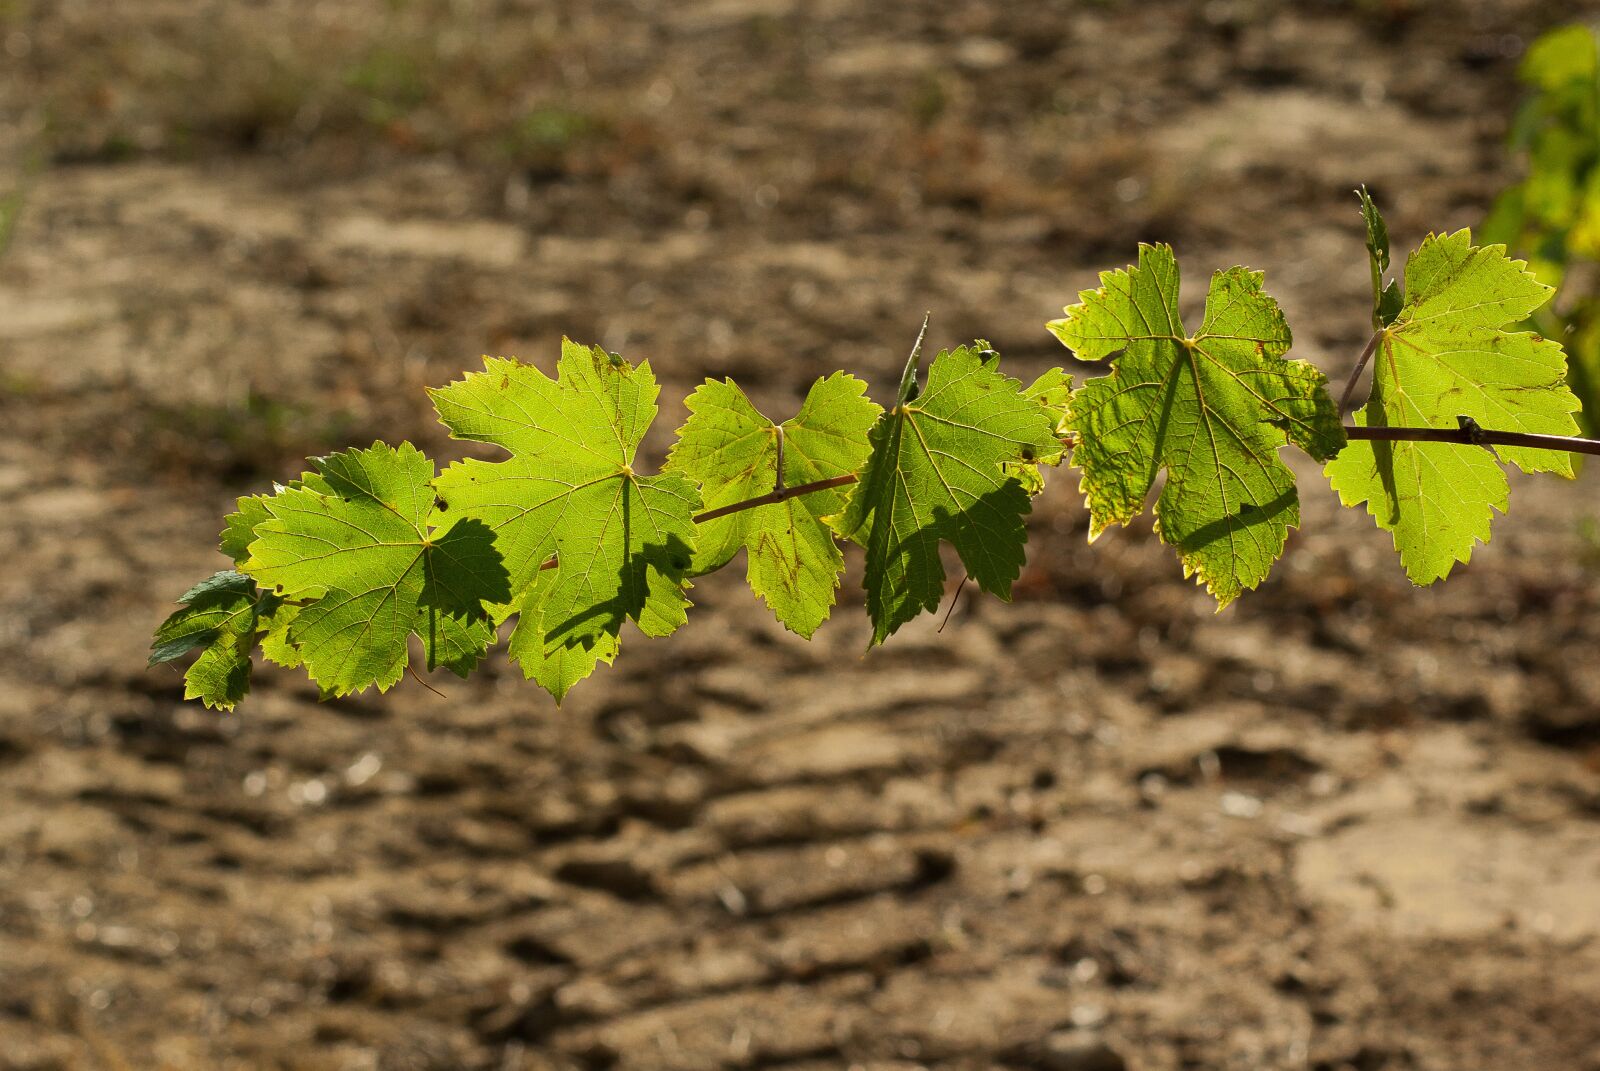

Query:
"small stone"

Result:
[[1220, 791, 1262, 818], [1036, 1029, 1127, 1071], [953, 37, 1016, 70]]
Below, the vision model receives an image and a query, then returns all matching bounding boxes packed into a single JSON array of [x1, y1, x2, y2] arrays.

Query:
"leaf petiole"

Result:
[[1337, 330, 1382, 418]]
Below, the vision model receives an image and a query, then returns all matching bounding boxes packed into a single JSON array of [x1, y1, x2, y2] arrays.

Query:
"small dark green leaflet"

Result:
[[1359, 185, 1404, 329], [148, 571, 284, 709]]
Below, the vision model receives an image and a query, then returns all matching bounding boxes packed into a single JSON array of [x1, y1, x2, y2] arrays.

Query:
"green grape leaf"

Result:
[[258, 601, 304, 669], [1487, 25, 1600, 272], [1325, 229, 1582, 583], [1048, 244, 1345, 605], [430, 340, 699, 700], [666, 372, 880, 638], [1023, 367, 1074, 428], [1521, 23, 1599, 93], [1358, 186, 1404, 327], [829, 341, 1058, 646], [221, 495, 273, 564], [505, 573, 621, 702], [150, 571, 281, 710], [242, 442, 508, 695], [220, 469, 337, 563], [1011, 367, 1073, 495]]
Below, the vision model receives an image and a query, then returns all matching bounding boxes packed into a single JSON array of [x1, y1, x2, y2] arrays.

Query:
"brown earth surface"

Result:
[[4, 1, 1600, 1069]]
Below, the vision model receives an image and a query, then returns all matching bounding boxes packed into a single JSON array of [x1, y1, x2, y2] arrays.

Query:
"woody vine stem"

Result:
[[1337, 328, 1600, 457], [695, 325, 1600, 528], [696, 422, 1600, 527]]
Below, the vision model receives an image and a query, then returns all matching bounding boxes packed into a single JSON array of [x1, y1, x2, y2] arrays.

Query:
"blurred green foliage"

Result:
[[343, 44, 433, 126], [0, 141, 43, 261], [0, 186, 23, 258], [12, 3, 592, 169], [143, 391, 358, 481], [502, 105, 604, 174], [1483, 23, 1600, 433]]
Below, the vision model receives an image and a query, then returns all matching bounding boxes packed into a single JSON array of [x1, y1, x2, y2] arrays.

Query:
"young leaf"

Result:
[[149, 571, 281, 710], [1325, 230, 1582, 583], [1011, 367, 1073, 495], [829, 341, 1058, 645], [258, 601, 304, 670], [1049, 244, 1345, 605], [430, 340, 699, 700], [1023, 367, 1074, 429], [667, 372, 881, 637], [220, 468, 337, 563], [221, 495, 273, 564], [1358, 186, 1404, 328], [242, 442, 508, 695]]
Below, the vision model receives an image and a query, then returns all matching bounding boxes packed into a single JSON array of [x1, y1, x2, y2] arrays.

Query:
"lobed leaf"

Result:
[[1010, 367, 1073, 495], [1325, 229, 1582, 583], [829, 341, 1060, 645], [430, 340, 699, 701], [667, 372, 880, 637], [149, 571, 281, 710], [242, 442, 508, 695], [1049, 244, 1345, 605]]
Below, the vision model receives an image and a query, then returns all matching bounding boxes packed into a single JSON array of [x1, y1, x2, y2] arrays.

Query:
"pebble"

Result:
[[1036, 1029, 1127, 1071], [1036, 1024, 1126, 1069]]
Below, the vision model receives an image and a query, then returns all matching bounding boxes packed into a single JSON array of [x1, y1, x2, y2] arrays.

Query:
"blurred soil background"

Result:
[[4, 0, 1600, 1068]]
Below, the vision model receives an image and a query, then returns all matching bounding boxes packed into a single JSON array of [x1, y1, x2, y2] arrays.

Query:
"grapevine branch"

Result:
[[691, 417, 1600, 528], [1345, 422, 1600, 456], [697, 304, 1600, 529], [1330, 329, 1600, 454], [691, 314, 930, 524], [156, 220, 1600, 710], [405, 663, 448, 698], [937, 575, 969, 633]]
